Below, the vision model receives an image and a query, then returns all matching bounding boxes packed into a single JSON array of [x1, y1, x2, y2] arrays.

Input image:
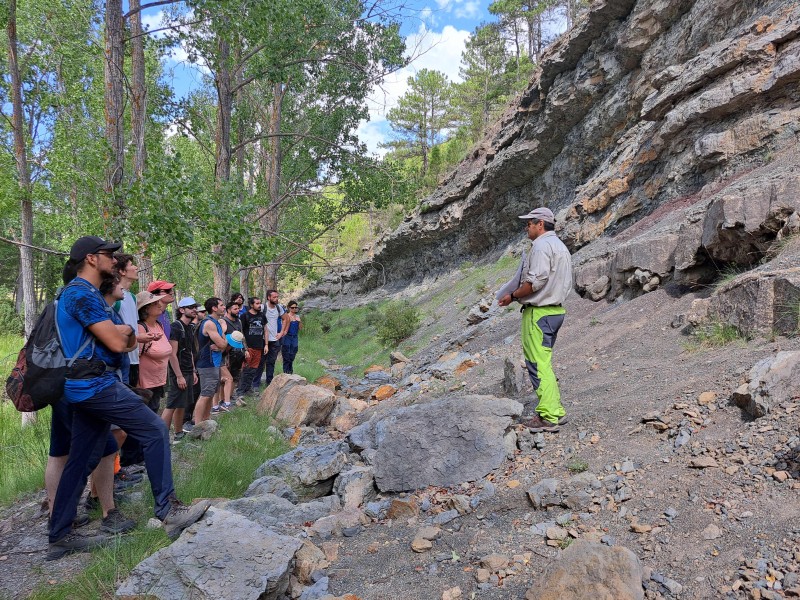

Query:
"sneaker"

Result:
[[84, 495, 100, 512], [520, 415, 560, 433], [120, 464, 146, 475], [211, 406, 221, 415], [173, 431, 185, 441], [100, 509, 136, 534], [162, 498, 211, 539], [220, 401, 232, 410], [47, 531, 110, 561], [557, 415, 569, 425], [182, 421, 194, 433]]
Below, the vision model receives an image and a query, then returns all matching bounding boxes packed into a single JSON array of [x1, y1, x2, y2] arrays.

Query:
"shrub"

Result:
[[0, 298, 23, 336], [377, 301, 420, 346]]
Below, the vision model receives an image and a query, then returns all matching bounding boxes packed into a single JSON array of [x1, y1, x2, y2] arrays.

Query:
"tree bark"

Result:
[[129, 0, 147, 179], [258, 82, 285, 295], [212, 34, 232, 299], [104, 0, 126, 227], [7, 0, 37, 338]]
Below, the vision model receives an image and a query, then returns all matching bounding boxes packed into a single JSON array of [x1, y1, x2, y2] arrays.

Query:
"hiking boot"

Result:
[[100, 509, 136, 534], [520, 415, 560, 433], [182, 421, 194, 433], [558, 415, 569, 425], [162, 497, 211, 539], [120, 464, 146, 475], [46, 531, 110, 561], [48, 513, 90, 530]]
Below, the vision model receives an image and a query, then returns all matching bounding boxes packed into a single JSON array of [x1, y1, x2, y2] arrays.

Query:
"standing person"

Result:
[[281, 301, 302, 374], [136, 292, 172, 414], [193, 297, 228, 425], [164, 297, 199, 441], [147, 280, 175, 339], [263, 290, 288, 388], [221, 299, 244, 406], [48, 236, 209, 560], [498, 207, 573, 433], [236, 297, 266, 398]]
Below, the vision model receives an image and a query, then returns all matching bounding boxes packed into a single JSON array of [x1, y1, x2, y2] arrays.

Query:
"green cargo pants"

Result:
[[521, 305, 566, 424]]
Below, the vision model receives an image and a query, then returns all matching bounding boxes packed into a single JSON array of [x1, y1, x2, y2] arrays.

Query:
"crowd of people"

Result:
[[45, 235, 302, 560]]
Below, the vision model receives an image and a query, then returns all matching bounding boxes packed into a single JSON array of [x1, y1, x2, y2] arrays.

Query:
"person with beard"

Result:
[[164, 297, 199, 441], [47, 236, 210, 561]]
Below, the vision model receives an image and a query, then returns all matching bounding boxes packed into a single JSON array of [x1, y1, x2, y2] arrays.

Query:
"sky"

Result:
[[139, 0, 494, 156]]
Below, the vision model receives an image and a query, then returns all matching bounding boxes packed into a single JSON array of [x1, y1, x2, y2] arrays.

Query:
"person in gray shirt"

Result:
[[498, 206, 573, 433]]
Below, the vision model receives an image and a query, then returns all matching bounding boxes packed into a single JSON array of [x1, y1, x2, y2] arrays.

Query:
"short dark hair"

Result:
[[226, 300, 240, 311], [248, 296, 260, 307], [113, 253, 136, 273], [533, 218, 555, 232], [62, 260, 80, 285], [99, 274, 121, 296], [204, 297, 222, 313], [266, 289, 278, 297], [230, 292, 244, 304], [287, 300, 298, 309]]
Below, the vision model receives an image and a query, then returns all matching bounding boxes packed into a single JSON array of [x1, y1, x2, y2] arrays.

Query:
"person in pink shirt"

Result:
[[136, 291, 173, 413]]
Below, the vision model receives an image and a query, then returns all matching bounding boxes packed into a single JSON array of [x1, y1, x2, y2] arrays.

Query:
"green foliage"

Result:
[[377, 301, 421, 346], [567, 457, 589, 473], [686, 321, 749, 350], [0, 291, 24, 335]]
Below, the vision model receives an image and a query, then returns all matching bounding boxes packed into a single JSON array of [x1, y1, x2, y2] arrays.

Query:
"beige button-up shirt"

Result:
[[517, 231, 573, 307]]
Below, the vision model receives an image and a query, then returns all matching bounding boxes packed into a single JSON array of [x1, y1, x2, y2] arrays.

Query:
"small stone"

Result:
[[416, 526, 441, 541], [431, 509, 460, 526], [481, 553, 509, 571], [321, 542, 339, 562], [590, 434, 600, 444], [442, 586, 462, 600], [476, 568, 491, 583], [698, 391, 717, 405], [689, 457, 719, 469], [146, 518, 163, 530], [342, 526, 361, 537], [620, 460, 635, 474], [773, 471, 790, 482], [411, 538, 433, 553], [546, 527, 568, 541], [386, 498, 418, 519], [702, 523, 722, 540], [631, 522, 652, 533]]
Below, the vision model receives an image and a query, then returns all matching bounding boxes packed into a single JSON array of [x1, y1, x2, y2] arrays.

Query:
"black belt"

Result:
[[519, 303, 561, 312]]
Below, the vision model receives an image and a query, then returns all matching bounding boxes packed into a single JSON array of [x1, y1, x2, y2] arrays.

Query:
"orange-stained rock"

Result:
[[372, 385, 397, 401], [454, 359, 478, 376], [315, 374, 340, 391], [364, 364, 386, 374], [386, 497, 418, 519], [331, 413, 358, 433]]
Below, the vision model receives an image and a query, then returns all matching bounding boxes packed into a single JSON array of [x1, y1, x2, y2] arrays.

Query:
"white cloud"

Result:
[[454, 1, 480, 19], [140, 10, 165, 36], [358, 23, 471, 155], [420, 6, 436, 25]]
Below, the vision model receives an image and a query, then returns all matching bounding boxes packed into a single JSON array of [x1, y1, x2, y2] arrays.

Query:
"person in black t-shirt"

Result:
[[163, 297, 199, 440], [236, 296, 267, 398]]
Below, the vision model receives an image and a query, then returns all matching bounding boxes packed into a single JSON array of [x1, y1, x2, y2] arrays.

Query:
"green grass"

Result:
[[684, 321, 749, 350], [0, 333, 52, 506], [566, 457, 589, 473], [29, 404, 288, 599], [293, 304, 394, 380]]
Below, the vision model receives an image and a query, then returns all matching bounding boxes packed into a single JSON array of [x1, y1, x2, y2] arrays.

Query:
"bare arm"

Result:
[[88, 321, 136, 353], [205, 319, 228, 349]]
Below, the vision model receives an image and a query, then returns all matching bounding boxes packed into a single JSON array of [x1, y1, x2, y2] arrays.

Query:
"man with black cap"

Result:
[[498, 207, 573, 433], [47, 236, 210, 560]]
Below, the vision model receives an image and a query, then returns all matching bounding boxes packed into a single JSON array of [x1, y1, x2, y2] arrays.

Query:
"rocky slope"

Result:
[[306, 0, 800, 302]]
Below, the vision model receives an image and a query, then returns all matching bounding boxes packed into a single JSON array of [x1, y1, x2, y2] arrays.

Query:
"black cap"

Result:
[[69, 236, 122, 262]]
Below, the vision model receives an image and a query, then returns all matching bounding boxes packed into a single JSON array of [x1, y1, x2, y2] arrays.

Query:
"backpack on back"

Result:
[[5, 285, 94, 412]]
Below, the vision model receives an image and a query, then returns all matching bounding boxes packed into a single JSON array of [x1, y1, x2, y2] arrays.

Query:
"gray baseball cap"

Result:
[[518, 207, 555, 224]]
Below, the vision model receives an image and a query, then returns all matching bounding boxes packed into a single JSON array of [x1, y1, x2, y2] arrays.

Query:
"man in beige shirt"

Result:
[[499, 207, 573, 432]]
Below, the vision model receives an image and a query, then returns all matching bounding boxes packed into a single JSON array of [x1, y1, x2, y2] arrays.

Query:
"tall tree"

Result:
[[385, 69, 452, 176], [4, 0, 36, 337]]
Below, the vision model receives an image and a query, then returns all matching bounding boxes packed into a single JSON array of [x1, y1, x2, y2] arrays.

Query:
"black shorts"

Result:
[[166, 371, 193, 409]]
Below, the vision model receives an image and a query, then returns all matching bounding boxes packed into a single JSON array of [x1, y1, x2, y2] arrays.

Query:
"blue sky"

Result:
[[140, 1, 494, 155]]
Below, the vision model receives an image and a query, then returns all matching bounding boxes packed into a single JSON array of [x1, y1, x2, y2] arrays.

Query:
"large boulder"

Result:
[[255, 441, 350, 500], [531, 540, 644, 600], [348, 395, 522, 492], [258, 374, 337, 427], [116, 508, 303, 600], [730, 351, 800, 418]]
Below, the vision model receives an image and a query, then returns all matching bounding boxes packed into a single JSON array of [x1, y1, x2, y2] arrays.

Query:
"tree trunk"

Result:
[[7, 0, 37, 338], [212, 35, 232, 299], [137, 255, 154, 289], [129, 0, 147, 179], [239, 269, 250, 300], [104, 0, 126, 226], [258, 82, 285, 294]]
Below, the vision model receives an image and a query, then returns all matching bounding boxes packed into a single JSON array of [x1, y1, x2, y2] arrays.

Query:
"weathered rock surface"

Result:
[[220, 493, 341, 530], [254, 441, 350, 500], [730, 351, 800, 418], [303, 0, 800, 305], [531, 540, 644, 600], [116, 508, 303, 600], [348, 395, 522, 492], [244, 475, 298, 503], [258, 374, 336, 427]]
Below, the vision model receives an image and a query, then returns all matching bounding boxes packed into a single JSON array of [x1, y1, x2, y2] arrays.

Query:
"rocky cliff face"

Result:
[[306, 0, 800, 302]]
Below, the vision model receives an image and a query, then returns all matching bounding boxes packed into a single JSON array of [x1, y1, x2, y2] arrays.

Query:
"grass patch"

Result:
[[294, 304, 393, 380], [684, 321, 749, 350], [566, 457, 589, 473], [715, 264, 751, 287]]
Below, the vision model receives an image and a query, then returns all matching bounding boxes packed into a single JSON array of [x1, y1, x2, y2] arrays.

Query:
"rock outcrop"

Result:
[[304, 0, 800, 303]]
